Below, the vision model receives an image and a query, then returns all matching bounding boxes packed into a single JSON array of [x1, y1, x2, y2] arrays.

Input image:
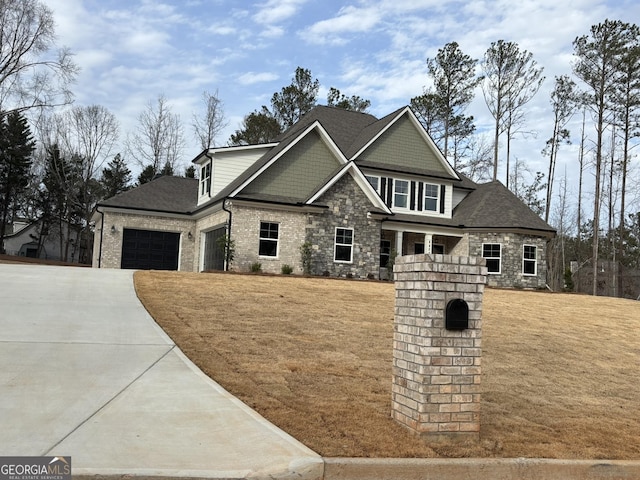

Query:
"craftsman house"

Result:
[[92, 106, 555, 288]]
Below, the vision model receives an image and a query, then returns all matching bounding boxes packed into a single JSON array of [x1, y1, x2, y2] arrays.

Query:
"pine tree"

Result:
[[0, 112, 36, 253], [100, 153, 132, 199]]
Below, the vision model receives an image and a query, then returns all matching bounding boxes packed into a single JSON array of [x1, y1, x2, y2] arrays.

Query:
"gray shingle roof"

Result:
[[454, 181, 554, 232], [99, 175, 198, 214]]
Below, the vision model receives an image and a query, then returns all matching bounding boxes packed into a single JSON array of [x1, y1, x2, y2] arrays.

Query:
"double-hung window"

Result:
[[394, 180, 409, 209], [259, 222, 278, 257], [423, 183, 439, 212], [200, 162, 211, 196], [482, 243, 501, 274], [523, 245, 537, 275], [335, 228, 353, 262]]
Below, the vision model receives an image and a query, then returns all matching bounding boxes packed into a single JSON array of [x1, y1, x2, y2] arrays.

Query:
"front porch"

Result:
[[379, 226, 465, 279]]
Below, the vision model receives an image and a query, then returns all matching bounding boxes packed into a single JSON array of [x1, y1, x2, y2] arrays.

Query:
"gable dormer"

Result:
[[194, 144, 277, 205], [353, 107, 458, 219]]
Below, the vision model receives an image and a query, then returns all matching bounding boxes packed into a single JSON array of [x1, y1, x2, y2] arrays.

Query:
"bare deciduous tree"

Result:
[[126, 94, 185, 175], [192, 90, 227, 150], [0, 0, 78, 115]]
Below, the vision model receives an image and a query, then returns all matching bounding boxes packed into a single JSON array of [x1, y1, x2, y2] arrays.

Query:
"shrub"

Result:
[[250, 262, 262, 273], [281, 264, 293, 275], [300, 241, 313, 275]]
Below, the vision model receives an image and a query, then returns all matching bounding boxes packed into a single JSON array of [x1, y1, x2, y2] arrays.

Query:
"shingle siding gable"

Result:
[[356, 115, 448, 175], [240, 130, 341, 201]]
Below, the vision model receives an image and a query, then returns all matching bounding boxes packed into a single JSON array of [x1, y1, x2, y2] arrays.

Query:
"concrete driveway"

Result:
[[0, 263, 322, 479]]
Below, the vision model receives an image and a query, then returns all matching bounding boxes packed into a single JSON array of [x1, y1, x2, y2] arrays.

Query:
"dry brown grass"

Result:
[[134, 270, 640, 459]]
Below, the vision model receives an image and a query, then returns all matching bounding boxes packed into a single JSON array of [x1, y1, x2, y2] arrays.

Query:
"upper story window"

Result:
[[424, 183, 439, 211], [259, 222, 279, 257], [200, 162, 211, 197], [366, 174, 447, 216], [365, 175, 380, 194], [523, 245, 537, 275], [394, 180, 409, 209], [482, 243, 501, 274]]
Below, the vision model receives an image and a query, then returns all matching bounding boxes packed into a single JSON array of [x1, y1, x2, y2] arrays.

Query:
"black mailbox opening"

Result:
[[446, 298, 469, 330]]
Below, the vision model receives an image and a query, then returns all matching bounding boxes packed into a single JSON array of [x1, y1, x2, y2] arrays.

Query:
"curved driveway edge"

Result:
[[0, 264, 323, 479]]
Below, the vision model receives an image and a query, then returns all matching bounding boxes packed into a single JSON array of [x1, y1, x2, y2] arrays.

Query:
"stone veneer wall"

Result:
[[231, 204, 307, 274], [93, 211, 196, 270], [307, 174, 381, 278], [392, 254, 486, 440], [468, 233, 548, 288]]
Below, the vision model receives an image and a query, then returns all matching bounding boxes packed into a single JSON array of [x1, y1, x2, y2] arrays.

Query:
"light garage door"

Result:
[[121, 228, 180, 270]]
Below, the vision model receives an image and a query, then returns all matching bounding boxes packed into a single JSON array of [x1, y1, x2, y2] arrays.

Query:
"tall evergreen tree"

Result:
[[481, 40, 544, 182], [270, 67, 319, 129], [414, 42, 482, 164], [573, 19, 629, 295], [326, 87, 371, 112], [100, 153, 131, 199], [543, 75, 578, 223], [0, 111, 35, 253], [229, 108, 282, 146]]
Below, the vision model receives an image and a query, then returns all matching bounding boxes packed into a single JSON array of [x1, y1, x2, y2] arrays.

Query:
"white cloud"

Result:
[[238, 72, 280, 85], [301, 5, 382, 45], [253, 0, 308, 24]]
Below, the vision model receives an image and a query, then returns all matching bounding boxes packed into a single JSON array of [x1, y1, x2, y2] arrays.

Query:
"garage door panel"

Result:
[[121, 229, 180, 270]]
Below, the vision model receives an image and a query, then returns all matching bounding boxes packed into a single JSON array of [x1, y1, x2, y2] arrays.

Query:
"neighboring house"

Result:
[[3, 218, 82, 262], [92, 106, 556, 288]]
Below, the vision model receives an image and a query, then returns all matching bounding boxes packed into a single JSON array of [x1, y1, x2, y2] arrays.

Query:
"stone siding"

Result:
[[231, 204, 307, 274], [307, 174, 381, 278], [94, 211, 196, 270], [468, 233, 548, 288], [392, 254, 486, 439]]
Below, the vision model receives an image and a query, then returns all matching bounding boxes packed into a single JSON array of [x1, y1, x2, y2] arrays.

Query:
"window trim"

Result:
[[199, 162, 212, 197], [482, 243, 502, 274], [258, 221, 279, 258], [393, 179, 410, 210], [334, 227, 354, 263], [523, 244, 537, 276], [423, 182, 439, 212]]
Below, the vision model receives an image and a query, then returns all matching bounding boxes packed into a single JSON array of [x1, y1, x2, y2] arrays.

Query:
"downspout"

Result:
[[222, 198, 232, 272], [95, 206, 104, 268]]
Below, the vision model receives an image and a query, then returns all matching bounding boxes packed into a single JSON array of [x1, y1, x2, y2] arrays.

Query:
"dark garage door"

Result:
[[121, 228, 180, 270]]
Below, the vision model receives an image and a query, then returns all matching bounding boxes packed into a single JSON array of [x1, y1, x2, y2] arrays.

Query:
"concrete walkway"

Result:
[[0, 263, 323, 479]]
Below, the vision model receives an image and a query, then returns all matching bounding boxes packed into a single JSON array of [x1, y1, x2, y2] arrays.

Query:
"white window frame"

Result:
[[523, 244, 537, 276], [199, 162, 211, 197], [334, 227, 354, 263], [423, 182, 439, 212], [258, 221, 279, 258], [482, 243, 501, 274], [393, 179, 410, 209]]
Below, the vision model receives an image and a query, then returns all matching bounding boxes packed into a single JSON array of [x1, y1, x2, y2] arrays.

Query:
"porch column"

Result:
[[424, 234, 433, 254], [395, 231, 404, 256]]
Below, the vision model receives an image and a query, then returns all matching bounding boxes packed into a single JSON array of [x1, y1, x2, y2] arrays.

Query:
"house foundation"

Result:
[[392, 254, 486, 441]]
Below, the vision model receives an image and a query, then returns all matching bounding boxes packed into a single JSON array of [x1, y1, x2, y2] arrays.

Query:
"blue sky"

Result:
[[44, 0, 640, 206]]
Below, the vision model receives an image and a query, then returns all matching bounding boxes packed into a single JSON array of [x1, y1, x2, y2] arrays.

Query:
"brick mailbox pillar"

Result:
[[392, 254, 486, 441]]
